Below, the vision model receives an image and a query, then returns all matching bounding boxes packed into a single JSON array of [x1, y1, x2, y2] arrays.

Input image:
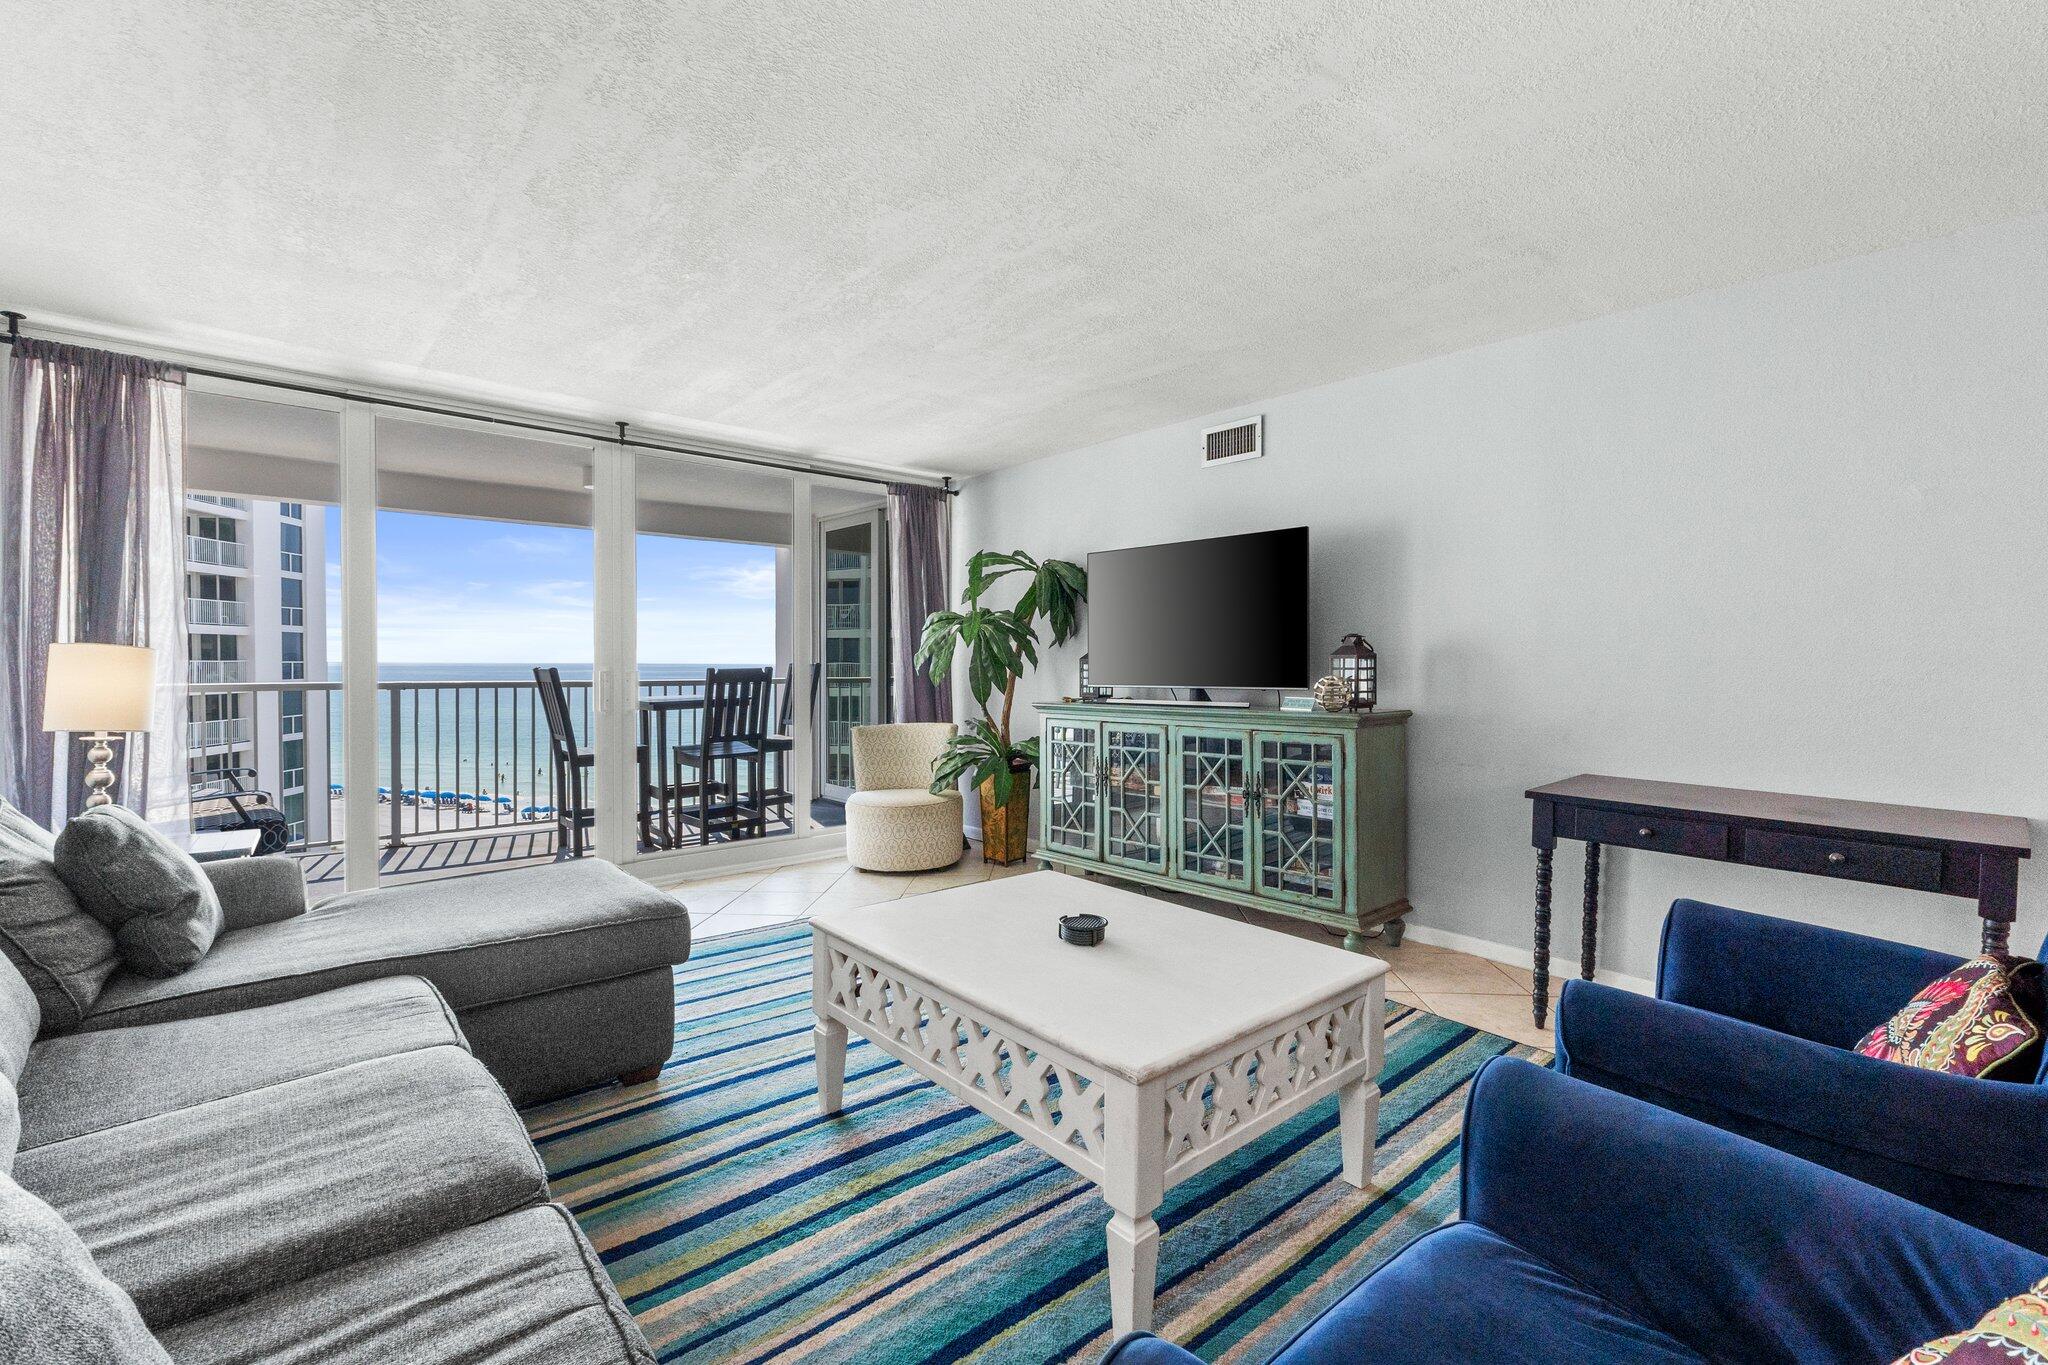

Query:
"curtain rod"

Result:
[[2, 310, 958, 497]]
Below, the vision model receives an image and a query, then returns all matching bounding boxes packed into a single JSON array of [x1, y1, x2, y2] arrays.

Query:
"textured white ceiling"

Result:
[[4, 2, 2045, 476]]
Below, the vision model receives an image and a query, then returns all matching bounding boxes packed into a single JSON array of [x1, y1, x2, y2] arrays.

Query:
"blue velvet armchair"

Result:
[[1104, 1058, 2044, 1364], [1554, 898, 2048, 1254]]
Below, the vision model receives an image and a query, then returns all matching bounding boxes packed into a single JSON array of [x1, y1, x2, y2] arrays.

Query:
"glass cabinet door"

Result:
[[1175, 728, 1250, 890], [1043, 722, 1101, 858], [1102, 724, 1168, 871], [1254, 732, 1344, 909]]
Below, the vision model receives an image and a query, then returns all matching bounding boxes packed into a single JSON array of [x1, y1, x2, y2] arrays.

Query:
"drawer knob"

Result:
[[1637, 827, 1654, 838], [1826, 851, 1846, 864]]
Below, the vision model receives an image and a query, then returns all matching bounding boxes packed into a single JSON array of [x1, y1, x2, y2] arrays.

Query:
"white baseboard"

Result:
[[1398, 921, 1654, 996]]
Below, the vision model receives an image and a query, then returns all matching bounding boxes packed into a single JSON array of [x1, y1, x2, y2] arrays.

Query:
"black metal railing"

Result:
[[185, 675, 794, 863]]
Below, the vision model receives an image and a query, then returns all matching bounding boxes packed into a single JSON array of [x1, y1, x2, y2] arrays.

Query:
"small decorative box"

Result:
[[1058, 913, 1107, 947], [1280, 694, 1315, 712]]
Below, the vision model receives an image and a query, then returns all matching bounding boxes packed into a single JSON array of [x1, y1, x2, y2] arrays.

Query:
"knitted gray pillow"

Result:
[[0, 857, 118, 1033], [0, 1170, 171, 1363], [53, 807, 222, 979], [0, 799, 55, 862]]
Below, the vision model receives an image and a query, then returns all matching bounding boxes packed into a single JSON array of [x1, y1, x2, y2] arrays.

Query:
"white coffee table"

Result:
[[809, 871, 1387, 1335]]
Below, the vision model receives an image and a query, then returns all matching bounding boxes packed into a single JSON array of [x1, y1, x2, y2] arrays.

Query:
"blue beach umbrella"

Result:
[[437, 790, 457, 802], [329, 783, 344, 795]]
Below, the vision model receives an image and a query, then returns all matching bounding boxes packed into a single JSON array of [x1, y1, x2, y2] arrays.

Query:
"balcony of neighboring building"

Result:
[[187, 659, 252, 684], [187, 597, 250, 628], [185, 534, 250, 570]]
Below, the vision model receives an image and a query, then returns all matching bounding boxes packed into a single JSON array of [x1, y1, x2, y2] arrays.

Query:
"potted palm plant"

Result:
[[917, 549, 1086, 864]]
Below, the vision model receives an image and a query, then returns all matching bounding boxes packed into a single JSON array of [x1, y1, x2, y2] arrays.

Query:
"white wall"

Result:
[[955, 210, 2048, 981]]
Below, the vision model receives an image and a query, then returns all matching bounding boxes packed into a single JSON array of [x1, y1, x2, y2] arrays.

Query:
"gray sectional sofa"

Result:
[[0, 803, 690, 1363]]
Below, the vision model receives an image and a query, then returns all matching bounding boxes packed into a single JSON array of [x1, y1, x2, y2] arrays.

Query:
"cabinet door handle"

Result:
[[1826, 851, 1846, 864]]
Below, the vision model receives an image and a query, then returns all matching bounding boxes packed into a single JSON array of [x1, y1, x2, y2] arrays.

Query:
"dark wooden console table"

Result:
[[1525, 774, 2031, 1027]]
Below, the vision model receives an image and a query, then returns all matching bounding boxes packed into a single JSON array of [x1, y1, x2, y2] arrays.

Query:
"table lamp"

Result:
[[43, 643, 155, 809]]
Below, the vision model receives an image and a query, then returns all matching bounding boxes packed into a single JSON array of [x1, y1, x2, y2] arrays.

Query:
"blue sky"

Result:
[[325, 507, 778, 665]]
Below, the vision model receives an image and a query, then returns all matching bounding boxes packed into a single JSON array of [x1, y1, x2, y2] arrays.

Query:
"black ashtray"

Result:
[[1059, 913, 1107, 947]]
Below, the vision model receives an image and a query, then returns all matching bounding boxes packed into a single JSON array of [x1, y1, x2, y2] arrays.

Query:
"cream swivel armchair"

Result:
[[844, 723, 964, 873]]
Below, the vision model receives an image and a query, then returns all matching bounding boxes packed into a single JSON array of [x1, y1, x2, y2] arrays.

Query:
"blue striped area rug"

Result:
[[522, 923, 1543, 1364]]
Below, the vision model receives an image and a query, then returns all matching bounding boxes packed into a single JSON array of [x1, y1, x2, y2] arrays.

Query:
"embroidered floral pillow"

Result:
[[1856, 955, 2043, 1080], [1898, 1274, 2048, 1363]]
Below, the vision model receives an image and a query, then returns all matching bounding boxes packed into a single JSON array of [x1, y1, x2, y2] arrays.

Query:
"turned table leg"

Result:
[[1980, 853, 2019, 956], [1532, 845, 1554, 1028], [1581, 841, 1602, 982]]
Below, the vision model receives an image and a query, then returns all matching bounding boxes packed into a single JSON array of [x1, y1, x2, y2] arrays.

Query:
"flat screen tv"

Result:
[[1086, 527, 1310, 691]]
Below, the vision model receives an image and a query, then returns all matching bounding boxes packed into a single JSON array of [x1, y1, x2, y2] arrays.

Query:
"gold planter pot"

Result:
[[979, 768, 1032, 865]]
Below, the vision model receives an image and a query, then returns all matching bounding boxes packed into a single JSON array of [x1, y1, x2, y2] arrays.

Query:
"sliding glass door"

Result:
[[373, 413, 597, 884], [182, 383, 349, 886], [633, 452, 802, 854], [175, 383, 868, 889], [817, 507, 886, 804]]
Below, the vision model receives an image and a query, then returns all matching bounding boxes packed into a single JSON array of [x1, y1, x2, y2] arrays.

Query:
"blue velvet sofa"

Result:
[[1554, 898, 2048, 1254], [1102, 1058, 2045, 1364]]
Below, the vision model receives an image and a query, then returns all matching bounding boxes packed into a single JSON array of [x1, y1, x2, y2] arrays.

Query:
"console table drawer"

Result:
[[1742, 830, 1943, 892], [1574, 807, 1728, 858]]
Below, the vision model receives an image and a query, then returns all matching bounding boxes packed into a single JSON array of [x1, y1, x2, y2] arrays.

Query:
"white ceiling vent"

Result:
[[1201, 416, 1263, 468]]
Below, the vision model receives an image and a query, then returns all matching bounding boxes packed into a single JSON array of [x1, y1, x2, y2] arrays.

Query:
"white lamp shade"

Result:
[[42, 643, 156, 734]]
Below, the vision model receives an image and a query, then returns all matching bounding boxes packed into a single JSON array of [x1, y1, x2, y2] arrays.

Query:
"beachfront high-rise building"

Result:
[[184, 492, 332, 846], [820, 530, 870, 792]]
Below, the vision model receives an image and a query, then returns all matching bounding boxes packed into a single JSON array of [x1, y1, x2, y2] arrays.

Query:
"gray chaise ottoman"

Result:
[[77, 859, 691, 1105]]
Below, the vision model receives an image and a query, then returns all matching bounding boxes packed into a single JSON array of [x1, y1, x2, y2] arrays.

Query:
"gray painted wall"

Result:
[[955, 210, 2048, 982]]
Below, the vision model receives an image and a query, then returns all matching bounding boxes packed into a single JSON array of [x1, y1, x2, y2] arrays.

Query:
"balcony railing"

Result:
[[188, 598, 250, 627], [186, 535, 249, 568], [187, 494, 249, 511], [825, 603, 863, 630], [188, 660, 251, 684], [187, 717, 254, 748], [185, 675, 800, 871]]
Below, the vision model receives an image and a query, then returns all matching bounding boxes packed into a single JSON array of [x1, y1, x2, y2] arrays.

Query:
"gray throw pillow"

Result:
[[53, 807, 222, 979], [0, 799, 56, 862], [0, 1075, 19, 1176], [0, 1170, 171, 1363], [0, 857, 119, 1033]]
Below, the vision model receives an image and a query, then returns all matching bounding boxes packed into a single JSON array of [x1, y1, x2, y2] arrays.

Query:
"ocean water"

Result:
[[318, 662, 769, 806]]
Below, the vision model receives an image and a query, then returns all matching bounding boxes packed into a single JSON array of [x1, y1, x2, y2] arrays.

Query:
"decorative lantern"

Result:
[[1331, 634, 1377, 712]]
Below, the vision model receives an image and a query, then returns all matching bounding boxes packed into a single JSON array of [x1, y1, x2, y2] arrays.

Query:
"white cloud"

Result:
[[484, 534, 571, 558], [691, 562, 777, 600]]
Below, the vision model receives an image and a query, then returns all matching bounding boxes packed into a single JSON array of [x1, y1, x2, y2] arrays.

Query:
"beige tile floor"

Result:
[[657, 845, 1554, 1051]]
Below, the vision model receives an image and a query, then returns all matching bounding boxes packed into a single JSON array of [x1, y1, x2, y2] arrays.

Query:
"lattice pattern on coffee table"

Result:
[[1161, 996, 1371, 1172], [826, 947, 1108, 1164]]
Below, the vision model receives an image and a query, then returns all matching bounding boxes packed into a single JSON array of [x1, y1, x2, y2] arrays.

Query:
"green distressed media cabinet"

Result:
[[1033, 702, 1412, 949]]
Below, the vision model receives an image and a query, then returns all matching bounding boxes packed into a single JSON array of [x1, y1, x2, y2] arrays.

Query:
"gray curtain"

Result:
[[2, 339, 187, 825], [886, 482, 952, 722]]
